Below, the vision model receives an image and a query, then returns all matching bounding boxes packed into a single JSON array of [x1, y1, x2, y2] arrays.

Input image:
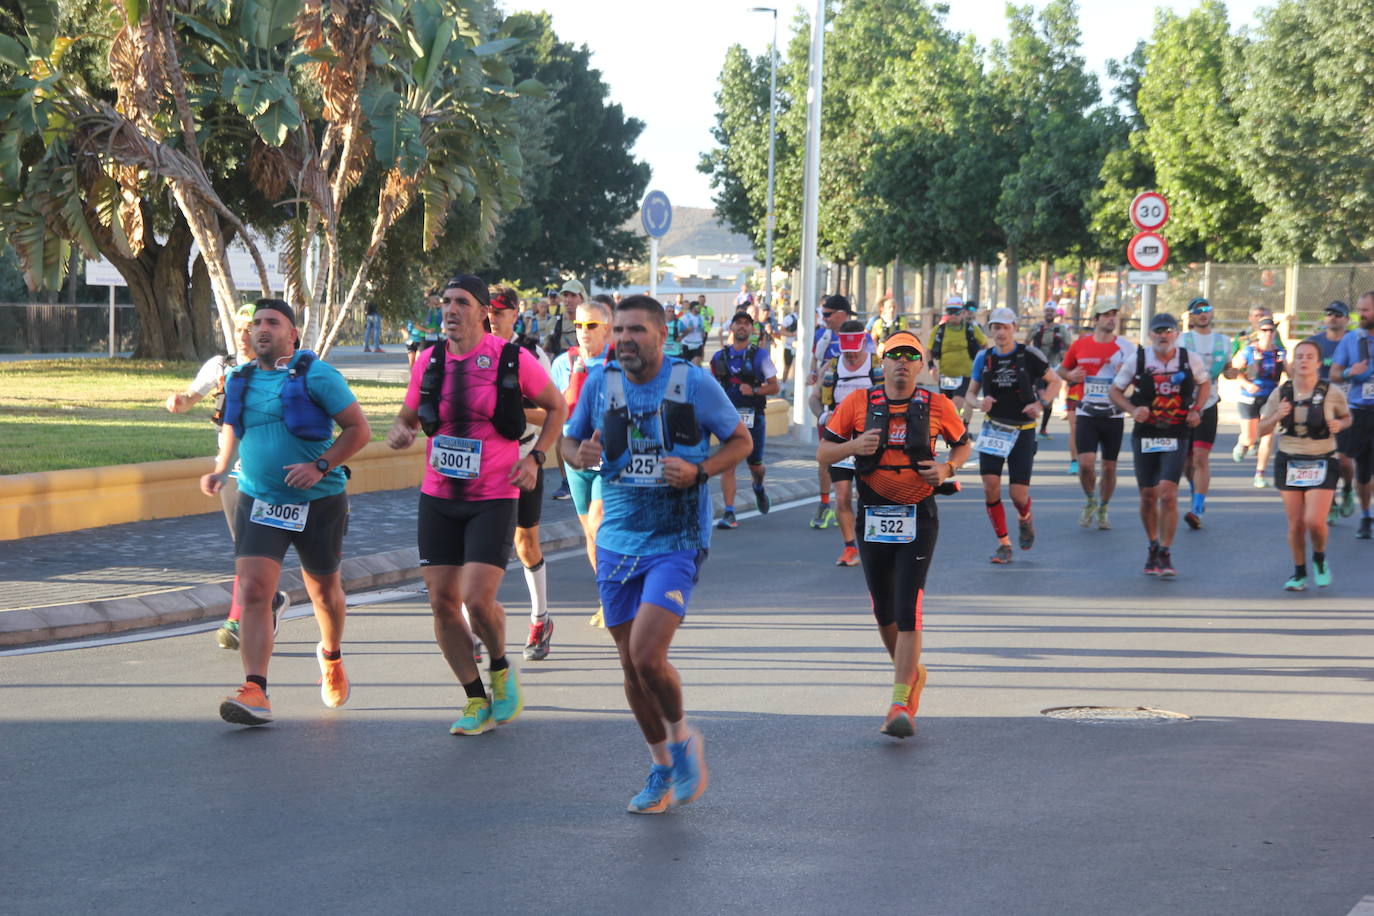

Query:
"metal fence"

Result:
[[0, 302, 139, 354]]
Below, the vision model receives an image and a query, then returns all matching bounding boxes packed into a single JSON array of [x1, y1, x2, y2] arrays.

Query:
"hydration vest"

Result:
[[931, 321, 979, 361], [984, 344, 1037, 406], [208, 354, 237, 428], [871, 315, 907, 343], [1031, 322, 1067, 358], [417, 340, 524, 440], [222, 350, 334, 442], [600, 361, 698, 463], [1278, 380, 1331, 439], [820, 356, 883, 408], [1129, 346, 1195, 414], [710, 344, 768, 411], [853, 387, 934, 477]]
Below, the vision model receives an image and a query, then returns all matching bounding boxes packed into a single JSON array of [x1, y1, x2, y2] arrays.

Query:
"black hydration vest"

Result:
[[600, 361, 700, 463], [853, 387, 934, 477], [710, 345, 767, 410], [931, 321, 979, 361], [417, 340, 524, 440], [1278, 380, 1330, 439], [1129, 346, 1195, 412], [983, 343, 1037, 407]]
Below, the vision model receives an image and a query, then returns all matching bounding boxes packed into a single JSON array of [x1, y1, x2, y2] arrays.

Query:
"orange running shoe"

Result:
[[879, 704, 914, 739], [836, 545, 860, 567], [907, 664, 928, 717], [220, 682, 272, 726], [316, 643, 351, 708]]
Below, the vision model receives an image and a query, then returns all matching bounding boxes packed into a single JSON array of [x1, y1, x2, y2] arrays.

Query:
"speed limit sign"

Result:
[[1127, 231, 1169, 272], [1129, 192, 1169, 231]]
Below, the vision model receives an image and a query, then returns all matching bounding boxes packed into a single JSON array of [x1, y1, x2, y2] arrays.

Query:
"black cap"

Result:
[[822, 294, 852, 314], [1325, 300, 1349, 317], [1149, 312, 1178, 332], [254, 298, 296, 326], [443, 275, 491, 309]]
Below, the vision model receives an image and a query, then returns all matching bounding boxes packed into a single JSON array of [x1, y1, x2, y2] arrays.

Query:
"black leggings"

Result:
[[856, 509, 938, 633]]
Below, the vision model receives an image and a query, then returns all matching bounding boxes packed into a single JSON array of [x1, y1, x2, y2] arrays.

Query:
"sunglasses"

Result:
[[573, 321, 603, 330], [884, 350, 923, 362], [1191, 305, 1212, 313], [821, 310, 837, 318]]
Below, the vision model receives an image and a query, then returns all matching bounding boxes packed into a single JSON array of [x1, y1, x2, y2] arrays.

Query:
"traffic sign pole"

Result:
[[640, 190, 673, 302], [1125, 194, 1169, 336], [650, 237, 659, 300]]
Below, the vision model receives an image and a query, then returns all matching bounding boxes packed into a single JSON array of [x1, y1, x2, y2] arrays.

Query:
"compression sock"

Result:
[[1293, 564, 1307, 580], [820, 493, 831, 506], [1313, 552, 1327, 572], [523, 559, 548, 622], [489, 655, 509, 673], [247, 675, 267, 691], [985, 500, 1008, 539], [320, 647, 341, 661], [723, 504, 734, 514], [1013, 496, 1032, 521], [462, 677, 487, 700], [228, 578, 243, 622], [1040, 408, 1051, 433], [892, 683, 912, 707], [1192, 492, 1206, 515]]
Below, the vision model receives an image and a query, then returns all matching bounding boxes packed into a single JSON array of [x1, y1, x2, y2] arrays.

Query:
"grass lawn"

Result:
[[0, 359, 409, 475]]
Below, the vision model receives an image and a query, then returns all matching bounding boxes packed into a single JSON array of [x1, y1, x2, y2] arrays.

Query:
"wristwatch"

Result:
[[694, 464, 709, 486], [314, 458, 330, 474], [531, 449, 546, 466]]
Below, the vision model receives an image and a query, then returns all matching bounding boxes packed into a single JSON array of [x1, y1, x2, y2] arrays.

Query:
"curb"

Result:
[[0, 477, 819, 648]]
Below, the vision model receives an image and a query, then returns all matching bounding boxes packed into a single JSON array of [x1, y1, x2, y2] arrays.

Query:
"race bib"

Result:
[[431, 435, 482, 479], [621, 452, 666, 487], [250, 498, 309, 532], [1140, 437, 1178, 454], [1084, 379, 1111, 402], [976, 420, 1019, 458], [939, 375, 963, 390], [1362, 380, 1374, 400], [832, 454, 856, 471], [737, 408, 755, 429], [864, 504, 917, 544], [1285, 459, 1327, 488]]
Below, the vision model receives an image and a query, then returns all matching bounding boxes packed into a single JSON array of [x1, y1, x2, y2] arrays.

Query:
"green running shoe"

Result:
[[627, 764, 674, 815], [450, 696, 492, 735], [1312, 560, 1331, 588], [1340, 489, 1356, 517], [490, 667, 523, 724], [1079, 496, 1097, 528], [1283, 574, 1307, 592], [215, 618, 240, 651]]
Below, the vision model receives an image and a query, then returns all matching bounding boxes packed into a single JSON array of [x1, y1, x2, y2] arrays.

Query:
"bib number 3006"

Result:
[[864, 505, 917, 544], [250, 499, 309, 532]]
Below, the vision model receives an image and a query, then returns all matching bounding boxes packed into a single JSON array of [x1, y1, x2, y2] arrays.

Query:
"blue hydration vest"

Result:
[[222, 350, 334, 442]]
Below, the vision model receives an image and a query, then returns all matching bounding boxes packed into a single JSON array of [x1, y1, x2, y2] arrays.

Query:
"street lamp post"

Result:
[[749, 6, 778, 316], [791, 0, 825, 438]]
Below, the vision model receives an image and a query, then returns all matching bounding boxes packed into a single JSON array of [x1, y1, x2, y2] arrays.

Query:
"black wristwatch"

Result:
[[694, 464, 709, 486], [531, 449, 546, 466], [314, 458, 330, 474]]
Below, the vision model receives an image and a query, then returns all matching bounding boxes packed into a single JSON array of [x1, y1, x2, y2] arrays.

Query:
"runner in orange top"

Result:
[[818, 330, 971, 739]]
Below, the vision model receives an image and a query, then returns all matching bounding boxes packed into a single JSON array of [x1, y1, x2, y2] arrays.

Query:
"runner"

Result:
[[804, 295, 858, 529], [810, 319, 884, 566], [1029, 303, 1071, 440], [664, 301, 686, 360], [386, 276, 566, 735], [201, 299, 372, 726], [710, 311, 779, 529], [926, 294, 987, 423], [561, 294, 751, 813], [818, 330, 970, 738], [487, 286, 558, 660], [967, 308, 1057, 563], [1178, 298, 1233, 529], [1230, 316, 1286, 488], [1307, 301, 1357, 522], [1057, 302, 1133, 531], [550, 296, 614, 624], [1109, 312, 1211, 578], [1257, 339, 1352, 589], [1330, 291, 1374, 539], [778, 307, 798, 387], [867, 294, 908, 346], [680, 300, 706, 366]]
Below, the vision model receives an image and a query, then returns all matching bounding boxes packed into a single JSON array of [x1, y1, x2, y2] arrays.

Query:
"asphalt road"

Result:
[[3, 442, 1372, 915]]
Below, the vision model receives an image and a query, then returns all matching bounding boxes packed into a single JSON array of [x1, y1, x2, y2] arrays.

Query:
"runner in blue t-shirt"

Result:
[[1229, 317, 1286, 488], [200, 299, 372, 727], [563, 294, 751, 815], [1307, 301, 1356, 520], [1331, 292, 1374, 537]]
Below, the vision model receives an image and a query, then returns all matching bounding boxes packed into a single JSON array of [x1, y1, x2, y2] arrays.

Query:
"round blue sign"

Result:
[[641, 190, 672, 239]]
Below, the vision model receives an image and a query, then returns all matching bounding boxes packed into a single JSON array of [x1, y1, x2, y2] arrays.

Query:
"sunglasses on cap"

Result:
[[884, 349, 923, 362], [573, 321, 603, 330]]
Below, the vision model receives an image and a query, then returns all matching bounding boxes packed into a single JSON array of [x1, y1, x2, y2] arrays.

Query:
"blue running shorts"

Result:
[[596, 547, 707, 627]]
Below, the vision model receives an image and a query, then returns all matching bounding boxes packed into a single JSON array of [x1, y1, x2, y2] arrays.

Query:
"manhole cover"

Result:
[[1041, 706, 1191, 724]]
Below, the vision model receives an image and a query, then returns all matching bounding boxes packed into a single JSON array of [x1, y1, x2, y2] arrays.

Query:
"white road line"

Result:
[[1346, 895, 1374, 916], [0, 496, 818, 656]]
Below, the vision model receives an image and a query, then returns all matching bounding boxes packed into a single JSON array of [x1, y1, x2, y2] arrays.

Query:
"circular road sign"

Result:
[[1129, 191, 1169, 231], [641, 190, 672, 239], [1127, 230, 1169, 272]]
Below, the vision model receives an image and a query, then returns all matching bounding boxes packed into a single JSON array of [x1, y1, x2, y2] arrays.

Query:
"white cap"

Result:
[[944, 294, 964, 309], [988, 307, 1017, 326]]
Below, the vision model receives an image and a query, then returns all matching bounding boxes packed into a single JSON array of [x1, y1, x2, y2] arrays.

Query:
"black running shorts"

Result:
[[234, 491, 349, 575], [856, 501, 938, 633], [1075, 414, 1125, 462], [418, 494, 516, 568]]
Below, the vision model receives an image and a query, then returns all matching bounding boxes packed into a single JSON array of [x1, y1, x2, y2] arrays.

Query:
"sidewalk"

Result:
[[0, 443, 824, 646]]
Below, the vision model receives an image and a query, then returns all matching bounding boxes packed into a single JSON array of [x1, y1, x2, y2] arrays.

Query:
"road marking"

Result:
[[0, 496, 818, 656], [1347, 896, 1374, 916]]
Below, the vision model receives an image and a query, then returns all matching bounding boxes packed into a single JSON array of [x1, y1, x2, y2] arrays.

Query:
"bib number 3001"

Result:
[[250, 498, 309, 532], [431, 435, 483, 479], [864, 505, 917, 543]]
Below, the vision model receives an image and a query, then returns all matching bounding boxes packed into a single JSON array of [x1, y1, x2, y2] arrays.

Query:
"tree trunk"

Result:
[[875, 263, 887, 300], [1005, 243, 1019, 309], [891, 258, 906, 314], [1038, 260, 1050, 309], [188, 254, 219, 357], [969, 259, 981, 304], [856, 262, 867, 313]]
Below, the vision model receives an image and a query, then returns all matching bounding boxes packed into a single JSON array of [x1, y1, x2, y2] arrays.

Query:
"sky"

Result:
[[507, 0, 1271, 211]]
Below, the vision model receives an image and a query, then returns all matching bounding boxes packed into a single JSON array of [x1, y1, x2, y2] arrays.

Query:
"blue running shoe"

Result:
[[627, 764, 674, 814], [668, 730, 708, 807], [490, 667, 523, 724], [450, 697, 492, 735], [1067, 459, 1079, 475], [753, 483, 771, 515]]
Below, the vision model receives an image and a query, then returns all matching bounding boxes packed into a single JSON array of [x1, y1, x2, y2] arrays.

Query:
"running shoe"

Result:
[[1018, 516, 1035, 550], [316, 643, 350, 708], [1253, 474, 1268, 489], [450, 696, 492, 735], [1156, 547, 1176, 578], [668, 729, 708, 807], [1038, 431, 1051, 441], [715, 510, 738, 530], [1340, 489, 1356, 517], [809, 504, 833, 529], [1357, 517, 1372, 540], [836, 545, 860, 567], [523, 617, 554, 661], [1283, 574, 1307, 592], [219, 682, 272, 726], [588, 606, 606, 628], [551, 480, 571, 501], [820, 507, 835, 528], [1231, 442, 1248, 463], [879, 704, 914, 738], [1079, 496, 1097, 528], [271, 590, 289, 636], [907, 663, 928, 718], [490, 667, 523, 724], [215, 618, 240, 651], [1183, 510, 1201, 530], [626, 764, 674, 815], [1313, 559, 1332, 588], [990, 544, 1013, 565], [1144, 543, 1160, 576], [753, 483, 771, 515], [1067, 459, 1079, 475], [1096, 505, 1111, 530], [1328, 504, 1340, 525]]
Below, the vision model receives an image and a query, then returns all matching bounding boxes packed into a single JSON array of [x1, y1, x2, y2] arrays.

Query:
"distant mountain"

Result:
[[627, 206, 757, 258]]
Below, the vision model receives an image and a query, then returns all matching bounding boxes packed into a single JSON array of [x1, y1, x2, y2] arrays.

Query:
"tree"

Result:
[[699, 43, 777, 266], [1234, 0, 1374, 262]]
